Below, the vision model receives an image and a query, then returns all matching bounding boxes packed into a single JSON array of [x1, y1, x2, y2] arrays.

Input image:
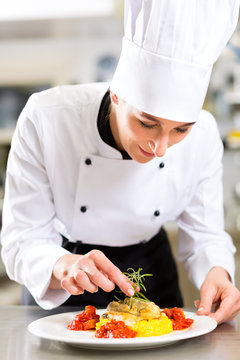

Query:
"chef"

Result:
[[1, 0, 240, 324]]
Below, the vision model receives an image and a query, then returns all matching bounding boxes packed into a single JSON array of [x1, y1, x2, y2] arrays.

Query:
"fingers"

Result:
[[109, 271, 135, 296], [61, 276, 84, 295], [208, 299, 232, 324], [85, 250, 135, 296], [196, 285, 216, 316], [60, 250, 135, 297], [208, 287, 240, 324], [208, 297, 236, 324], [78, 263, 115, 293], [74, 269, 99, 293], [195, 271, 240, 324]]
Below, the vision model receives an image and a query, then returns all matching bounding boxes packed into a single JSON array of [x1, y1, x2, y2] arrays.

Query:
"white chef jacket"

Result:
[[1, 82, 236, 309]]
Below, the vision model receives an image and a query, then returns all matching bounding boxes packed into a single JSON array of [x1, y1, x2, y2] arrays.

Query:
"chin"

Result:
[[131, 154, 153, 164], [126, 147, 153, 163], [137, 158, 153, 164]]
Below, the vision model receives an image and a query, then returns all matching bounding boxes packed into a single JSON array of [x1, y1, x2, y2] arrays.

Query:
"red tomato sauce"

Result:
[[95, 320, 137, 338], [67, 305, 100, 331], [163, 307, 194, 330]]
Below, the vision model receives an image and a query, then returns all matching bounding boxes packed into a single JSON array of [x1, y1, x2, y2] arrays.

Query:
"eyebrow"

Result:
[[140, 113, 195, 127]]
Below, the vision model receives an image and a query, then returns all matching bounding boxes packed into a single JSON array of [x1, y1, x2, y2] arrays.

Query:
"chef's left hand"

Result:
[[194, 266, 240, 324]]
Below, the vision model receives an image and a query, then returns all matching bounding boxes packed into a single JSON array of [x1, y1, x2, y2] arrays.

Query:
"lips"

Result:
[[138, 145, 155, 158]]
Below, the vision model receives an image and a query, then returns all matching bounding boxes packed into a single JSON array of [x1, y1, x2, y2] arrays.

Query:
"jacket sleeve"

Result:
[[176, 112, 236, 289], [0, 94, 71, 309]]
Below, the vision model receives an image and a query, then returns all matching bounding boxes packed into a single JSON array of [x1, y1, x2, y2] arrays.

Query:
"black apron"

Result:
[[22, 228, 183, 308]]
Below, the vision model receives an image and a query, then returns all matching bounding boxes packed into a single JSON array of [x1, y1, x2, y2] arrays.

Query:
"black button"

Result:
[[159, 162, 164, 168], [85, 158, 92, 165], [154, 210, 160, 216], [80, 206, 87, 213]]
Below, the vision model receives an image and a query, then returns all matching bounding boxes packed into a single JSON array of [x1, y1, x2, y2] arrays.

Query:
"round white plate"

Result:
[[28, 309, 217, 350]]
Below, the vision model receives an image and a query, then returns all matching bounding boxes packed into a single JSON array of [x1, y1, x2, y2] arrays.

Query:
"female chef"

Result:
[[1, 0, 240, 324]]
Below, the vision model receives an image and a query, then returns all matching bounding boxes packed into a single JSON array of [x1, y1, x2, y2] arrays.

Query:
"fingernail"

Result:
[[194, 301, 198, 308], [128, 289, 135, 296], [197, 307, 204, 312]]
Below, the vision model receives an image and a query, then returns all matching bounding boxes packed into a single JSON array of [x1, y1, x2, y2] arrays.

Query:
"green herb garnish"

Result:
[[115, 268, 153, 308]]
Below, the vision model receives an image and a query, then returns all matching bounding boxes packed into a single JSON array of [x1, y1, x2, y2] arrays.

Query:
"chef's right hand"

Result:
[[49, 250, 135, 297]]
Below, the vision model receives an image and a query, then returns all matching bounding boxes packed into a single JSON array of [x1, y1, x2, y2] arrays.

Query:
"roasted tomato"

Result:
[[67, 305, 100, 331], [163, 307, 194, 330], [95, 319, 137, 338]]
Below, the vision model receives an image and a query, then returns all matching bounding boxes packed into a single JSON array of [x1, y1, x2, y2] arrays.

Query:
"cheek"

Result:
[[169, 131, 190, 145], [127, 121, 148, 140], [120, 120, 138, 141], [117, 117, 141, 148]]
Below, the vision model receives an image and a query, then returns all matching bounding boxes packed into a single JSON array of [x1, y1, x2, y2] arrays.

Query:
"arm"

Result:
[[177, 113, 239, 323], [1, 95, 72, 309], [1, 94, 133, 309]]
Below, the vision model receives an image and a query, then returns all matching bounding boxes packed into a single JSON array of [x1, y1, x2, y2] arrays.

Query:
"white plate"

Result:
[[28, 309, 217, 350]]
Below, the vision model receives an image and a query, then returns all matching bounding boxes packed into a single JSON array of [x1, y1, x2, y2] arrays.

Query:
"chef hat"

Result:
[[111, 0, 240, 122]]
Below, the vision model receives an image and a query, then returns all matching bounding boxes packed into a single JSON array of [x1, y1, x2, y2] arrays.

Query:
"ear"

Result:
[[110, 91, 119, 105]]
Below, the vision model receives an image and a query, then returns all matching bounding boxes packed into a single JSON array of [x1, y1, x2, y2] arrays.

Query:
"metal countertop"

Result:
[[1, 305, 240, 360]]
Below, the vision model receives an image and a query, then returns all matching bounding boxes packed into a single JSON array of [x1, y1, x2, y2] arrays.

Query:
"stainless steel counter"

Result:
[[1, 306, 240, 360]]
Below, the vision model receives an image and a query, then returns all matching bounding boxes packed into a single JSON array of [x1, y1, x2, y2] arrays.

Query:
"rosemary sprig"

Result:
[[115, 268, 153, 308]]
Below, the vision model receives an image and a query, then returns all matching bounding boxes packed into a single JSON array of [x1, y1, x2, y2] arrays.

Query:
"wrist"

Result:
[[209, 266, 231, 281]]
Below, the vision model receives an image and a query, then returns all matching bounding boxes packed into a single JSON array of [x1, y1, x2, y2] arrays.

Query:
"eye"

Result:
[[174, 127, 189, 134], [139, 120, 156, 129]]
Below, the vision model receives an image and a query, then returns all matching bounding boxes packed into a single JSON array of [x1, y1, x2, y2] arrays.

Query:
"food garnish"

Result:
[[115, 267, 152, 308]]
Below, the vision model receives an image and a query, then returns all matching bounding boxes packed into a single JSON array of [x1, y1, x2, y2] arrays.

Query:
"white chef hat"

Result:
[[111, 0, 240, 122]]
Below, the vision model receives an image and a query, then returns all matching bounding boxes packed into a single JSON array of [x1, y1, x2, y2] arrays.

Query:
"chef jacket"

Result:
[[1, 82, 236, 309]]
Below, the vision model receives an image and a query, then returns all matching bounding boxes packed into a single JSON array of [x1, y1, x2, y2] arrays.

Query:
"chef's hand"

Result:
[[49, 251, 135, 297], [194, 266, 240, 324]]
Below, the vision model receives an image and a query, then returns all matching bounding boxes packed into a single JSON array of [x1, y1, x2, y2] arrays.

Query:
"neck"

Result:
[[109, 105, 124, 151]]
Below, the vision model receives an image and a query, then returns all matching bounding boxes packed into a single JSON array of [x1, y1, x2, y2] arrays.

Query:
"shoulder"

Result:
[[190, 109, 220, 143], [195, 109, 218, 132], [16, 82, 109, 137], [179, 109, 223, 161], [187, 110, 223, 164], [26, 82, 109, 112]]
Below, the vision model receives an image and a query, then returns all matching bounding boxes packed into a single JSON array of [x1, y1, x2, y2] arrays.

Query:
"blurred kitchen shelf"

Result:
[[0, 246, 20, 307], [0, 17, 123, 86], [0, 128, 14, 145], [0, 129, 14, 211], [0, 0, 122, 22], [0, 246, 6, 277], [0, 12, 123, 40], [0, 277, 21, 305], [225, 91, 240, 104]]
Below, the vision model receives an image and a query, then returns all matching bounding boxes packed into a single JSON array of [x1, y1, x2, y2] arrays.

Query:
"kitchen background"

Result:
[[0, 0, 239, 308]]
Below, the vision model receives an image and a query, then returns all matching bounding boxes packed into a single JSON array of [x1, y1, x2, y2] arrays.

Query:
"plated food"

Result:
[[68, 300, 193, 338], [67, 268, 194, 338], [28, 309, 217, 350]]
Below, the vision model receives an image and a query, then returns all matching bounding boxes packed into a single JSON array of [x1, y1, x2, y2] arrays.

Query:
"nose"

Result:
[[149, 135, 169, 157]]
